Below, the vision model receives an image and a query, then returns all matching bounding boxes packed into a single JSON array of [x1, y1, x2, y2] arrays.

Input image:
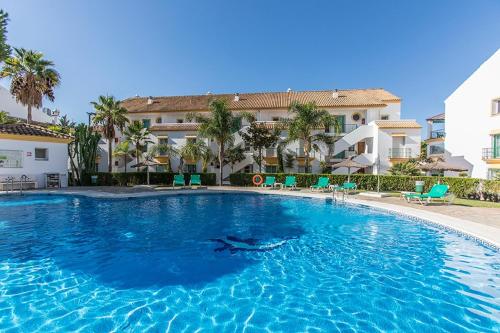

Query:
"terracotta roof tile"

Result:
[[122, 88, 400, 113], [425, 113, 445, 121], [374, 120, 422, 129], [0, 123, 72, 139]]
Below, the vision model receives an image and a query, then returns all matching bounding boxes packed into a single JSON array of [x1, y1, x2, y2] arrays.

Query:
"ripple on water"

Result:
[[0, 193, 498, 332]]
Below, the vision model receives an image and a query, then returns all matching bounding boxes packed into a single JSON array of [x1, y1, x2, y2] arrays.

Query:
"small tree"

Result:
[[149, 143, 178, 172], [388, 160, 421, 176], [179, 140, 208, 173], [113, 141, 134, 173], [225, 144, 246, 172], [123, 120, 153, 170], [240, 122, 279, 172], [0, 110, 16, 124]]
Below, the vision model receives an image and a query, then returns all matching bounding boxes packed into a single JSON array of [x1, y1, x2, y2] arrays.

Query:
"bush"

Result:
[[229, 173, 500, 202], [81, 172, 216, 186]]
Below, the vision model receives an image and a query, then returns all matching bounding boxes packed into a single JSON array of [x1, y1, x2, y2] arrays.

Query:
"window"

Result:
[[35, 148, 48, 161], [114, 160, 119, 166], [381, 115, 389, 120], [142, 119, 151, 128], [186, 164, 197, 173], [265, 165, 278, 173], [272, 117, 279, 121], [155, 117, 162, 124], [176, 119, 184, 123], [492, 99, 500, 116], [114, 138, 119, 143], [158, 138, 168, 145], [244, 165, 253, 173], [487, 169, 500, 180], [0, 150, 23, 168]]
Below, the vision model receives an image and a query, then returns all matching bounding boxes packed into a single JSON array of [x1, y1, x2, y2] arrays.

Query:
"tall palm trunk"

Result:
[[304, 140, 311, 173], [219, 141, 224, 186], [108, 139, 112, 173], [135, 145, 140, 171], [27, 104, 32, 124], [258, 148, 263, 172]]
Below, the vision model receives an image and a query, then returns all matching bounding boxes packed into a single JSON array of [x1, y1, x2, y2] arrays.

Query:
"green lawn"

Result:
[[451, 198, 500, 208]]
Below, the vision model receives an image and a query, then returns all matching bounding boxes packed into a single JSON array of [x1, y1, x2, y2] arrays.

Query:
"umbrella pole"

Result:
[[347, 167, 351, 183]]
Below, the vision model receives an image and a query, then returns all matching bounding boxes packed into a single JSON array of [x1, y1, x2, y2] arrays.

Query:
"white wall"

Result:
[[445, 48, 500, 179], [0, 139, 69, 188], [0, 85, 54, 123], [376, 127, 421, 174]]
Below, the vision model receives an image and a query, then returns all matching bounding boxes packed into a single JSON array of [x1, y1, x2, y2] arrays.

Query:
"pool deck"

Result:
[[3, 186, 499, 248]]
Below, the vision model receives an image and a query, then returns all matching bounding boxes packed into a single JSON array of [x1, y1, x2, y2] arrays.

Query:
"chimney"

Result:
[[234, 93, 240, 102], [147, 96, 153, 105], [332, 89, 339, 99], [287, 88, 292, 93]]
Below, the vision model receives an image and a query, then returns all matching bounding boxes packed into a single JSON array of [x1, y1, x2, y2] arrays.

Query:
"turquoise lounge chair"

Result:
[[342, 182, 357, 194], [261, 176, 276, 188], [173, 174, 185, 188], [310, 177, 330, 191], [282, 176, 297, 190], [189, 174, 202, 186], [404, 184, 450, 205]]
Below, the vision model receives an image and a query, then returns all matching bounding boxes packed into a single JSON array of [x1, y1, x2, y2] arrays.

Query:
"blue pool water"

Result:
[[0, 193, 498, 332]]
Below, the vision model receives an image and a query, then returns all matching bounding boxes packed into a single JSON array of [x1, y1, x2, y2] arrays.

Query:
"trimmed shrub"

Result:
[[81, 172, 216, 186], [229, 173, 500, 202]]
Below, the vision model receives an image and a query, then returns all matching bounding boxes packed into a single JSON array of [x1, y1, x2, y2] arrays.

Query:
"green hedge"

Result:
[[229, 173, 500, 201], [81, 172, 217, 186]]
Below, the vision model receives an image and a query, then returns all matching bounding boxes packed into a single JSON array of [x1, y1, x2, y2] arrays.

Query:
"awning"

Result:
[[489, 129, 500, 135], [391, 133, 407, 137], [185, 135, 197, 138]]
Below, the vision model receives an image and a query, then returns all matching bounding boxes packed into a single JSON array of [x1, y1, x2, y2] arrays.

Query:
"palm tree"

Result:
[[91, 95, 129, 172], [0, 48, 60, 123], [149, 143, 178, 172], [113, 141, 134, 173], [179, 140, 209, 172], [282, 101, 339, 173], [0, 10, 11, 62], [0, 110, 16, 124], [187, 98, 244, 185], [123, 120, 153, 170]]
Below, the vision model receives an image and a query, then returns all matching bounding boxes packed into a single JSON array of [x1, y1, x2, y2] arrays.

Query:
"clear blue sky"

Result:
[[1, 0, 500, 125]]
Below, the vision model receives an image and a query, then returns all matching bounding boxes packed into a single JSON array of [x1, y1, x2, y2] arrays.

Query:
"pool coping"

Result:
[[3, 187, 499, 250]]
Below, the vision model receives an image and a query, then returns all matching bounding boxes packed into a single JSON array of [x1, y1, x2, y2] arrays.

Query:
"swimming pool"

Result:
[[0, 193, 498, 332]]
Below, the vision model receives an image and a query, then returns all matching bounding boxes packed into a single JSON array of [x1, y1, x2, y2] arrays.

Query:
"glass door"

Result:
[[494, 135, 500, 158]]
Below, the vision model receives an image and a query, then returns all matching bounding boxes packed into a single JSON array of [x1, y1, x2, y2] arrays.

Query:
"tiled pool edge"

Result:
[[5, 187, 499, 250]]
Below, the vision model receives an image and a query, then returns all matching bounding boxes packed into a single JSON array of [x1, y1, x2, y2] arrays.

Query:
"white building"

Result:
[[103, 88, 421, 183], [0, 123, 71, 189], [445, 48, 500, 179], [0, 84, 57, 123]]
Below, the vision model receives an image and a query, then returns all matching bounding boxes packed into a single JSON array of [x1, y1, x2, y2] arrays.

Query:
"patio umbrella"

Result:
[[130, 159, 164, 185], [418, 158, 467, 183], [331, 156, 369, 182]]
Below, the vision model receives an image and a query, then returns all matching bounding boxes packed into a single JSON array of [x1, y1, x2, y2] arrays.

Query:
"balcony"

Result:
[[389, 148, 412, 159], [149, 123, 200, 132], [295, 148, 316, 159], [482, 148, 500, 163], [325, 123, 358, 135], [429, 129, 445, 140]]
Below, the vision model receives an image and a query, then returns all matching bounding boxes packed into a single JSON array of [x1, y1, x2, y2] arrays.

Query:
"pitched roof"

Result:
[[426, 113, 445, 121], [0, 123, 72, 140], [374, 120, 422, 129], [121, 88, 401, 113]]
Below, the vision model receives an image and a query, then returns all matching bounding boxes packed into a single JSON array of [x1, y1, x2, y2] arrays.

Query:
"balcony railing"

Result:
[[482, 148, 500, 160], [429, 130, 445, 139], [325, 123, 358, 134], [263, 148, 278, 158], [389, 148, 412, 159]]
